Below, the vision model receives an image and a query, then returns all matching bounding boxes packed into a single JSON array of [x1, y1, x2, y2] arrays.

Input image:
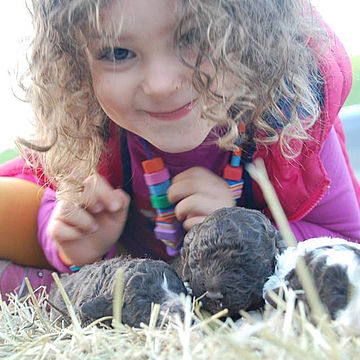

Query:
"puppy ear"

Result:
[[182, 224, 198, 248], [180, 238, 192, 282], [81, 295, 113, 320], [181, 261, 191, 283], [180, 225, 200, 282]]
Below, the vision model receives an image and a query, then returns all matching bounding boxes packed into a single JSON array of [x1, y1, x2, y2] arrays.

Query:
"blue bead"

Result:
[[149, 179, 171, 196], [157, 206, 175, 215], [69, 265, 81, 272], [230, 155, 241, 167], [226, 179, 244, 186]]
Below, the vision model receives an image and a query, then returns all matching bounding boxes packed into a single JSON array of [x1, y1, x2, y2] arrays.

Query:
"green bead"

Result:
[[151, 194, 172, 209]]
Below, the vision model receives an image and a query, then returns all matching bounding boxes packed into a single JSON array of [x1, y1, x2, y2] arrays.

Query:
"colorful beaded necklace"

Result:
[[141, 123, 246, 256]]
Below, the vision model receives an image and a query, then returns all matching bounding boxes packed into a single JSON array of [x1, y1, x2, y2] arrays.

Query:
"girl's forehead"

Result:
[[89, 0, 185, 36]]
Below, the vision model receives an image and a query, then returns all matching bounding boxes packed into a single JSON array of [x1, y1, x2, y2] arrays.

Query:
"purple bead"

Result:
[[155, 228, 177, 242], [166, 246, 180, 256], [144, 168, 170, 186], [154, 227, 181, 242]]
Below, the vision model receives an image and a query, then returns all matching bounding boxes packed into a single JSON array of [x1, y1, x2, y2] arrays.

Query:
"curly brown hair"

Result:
[[178, 0, 326, 152], [18, 0, 326, 198]]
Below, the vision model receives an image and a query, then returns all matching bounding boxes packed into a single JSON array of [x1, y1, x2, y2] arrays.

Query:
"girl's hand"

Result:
[[47, 174, 130, 267], [167, 167, 234, 231]]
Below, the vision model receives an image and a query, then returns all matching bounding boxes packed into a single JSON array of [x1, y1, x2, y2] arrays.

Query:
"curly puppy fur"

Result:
[[49, 257, 187, 328], [175, 207, 284, 315]]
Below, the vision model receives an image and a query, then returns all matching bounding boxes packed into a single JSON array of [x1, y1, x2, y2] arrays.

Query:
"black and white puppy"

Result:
[[49, 257, 187, 328], [174, 207, 284, 316], [263, 237, 360, 334]]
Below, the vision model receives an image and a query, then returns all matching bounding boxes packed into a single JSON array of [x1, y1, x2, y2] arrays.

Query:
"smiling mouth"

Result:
[[145, 100, 197, 121]]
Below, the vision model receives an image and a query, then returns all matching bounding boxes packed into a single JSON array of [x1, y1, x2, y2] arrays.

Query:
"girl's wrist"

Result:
[[57, 249, 103, 272]]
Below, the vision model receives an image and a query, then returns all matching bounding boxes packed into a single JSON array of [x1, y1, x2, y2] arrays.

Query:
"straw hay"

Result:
[[0, 285, 359, 360]]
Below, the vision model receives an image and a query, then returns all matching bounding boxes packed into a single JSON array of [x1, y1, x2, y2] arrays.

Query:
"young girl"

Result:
[[0, 0, 359, 299]]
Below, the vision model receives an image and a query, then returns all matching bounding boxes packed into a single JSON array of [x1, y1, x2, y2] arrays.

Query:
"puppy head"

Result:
[[264, 243, 354, 321], [81, 260, 187, 328], [181, 207, 281, 315], [122, 261, 187, 327]]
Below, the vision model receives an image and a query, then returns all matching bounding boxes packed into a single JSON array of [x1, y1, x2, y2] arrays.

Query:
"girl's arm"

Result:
[[290, 126, 360, 242], [37, 188, 74, 273]]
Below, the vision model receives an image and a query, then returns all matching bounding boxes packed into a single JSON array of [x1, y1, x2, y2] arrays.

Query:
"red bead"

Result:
[[141, 157, 165, 174], [223, 164, 243, 181], [156, 216, 176, 224]]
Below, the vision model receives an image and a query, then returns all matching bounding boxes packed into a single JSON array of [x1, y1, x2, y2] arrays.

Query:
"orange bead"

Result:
[[141, 157, 165, 174], [233, 149, 242, 157], [238, 122, 246, 133]]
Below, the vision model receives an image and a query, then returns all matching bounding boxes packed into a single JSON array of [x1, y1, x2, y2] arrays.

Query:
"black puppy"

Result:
[[174, 207, 284, 316], [49, 257, 187, 328]]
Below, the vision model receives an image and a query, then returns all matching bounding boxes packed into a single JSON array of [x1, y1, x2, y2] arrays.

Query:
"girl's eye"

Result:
[[97, 47, 136, 62]]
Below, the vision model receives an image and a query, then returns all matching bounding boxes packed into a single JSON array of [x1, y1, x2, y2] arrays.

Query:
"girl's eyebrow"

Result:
[[86, 12, 179, 44], [87, 32, 134, 42]]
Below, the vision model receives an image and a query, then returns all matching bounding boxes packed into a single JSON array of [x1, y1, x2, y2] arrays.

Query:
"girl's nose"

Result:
[[141, 57, 185, 97]]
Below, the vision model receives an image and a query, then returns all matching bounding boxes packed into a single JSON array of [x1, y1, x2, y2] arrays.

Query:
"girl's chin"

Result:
[[144, 130, 213, 153], [154, 143, 199, 153], [121, 114, 215, 153]]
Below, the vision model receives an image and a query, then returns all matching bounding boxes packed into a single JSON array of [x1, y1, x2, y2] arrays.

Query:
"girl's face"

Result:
[[86, 0, 214, 153]]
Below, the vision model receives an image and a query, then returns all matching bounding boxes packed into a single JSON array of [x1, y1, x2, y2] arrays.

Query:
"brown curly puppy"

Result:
[[49, 257, 187, 328], [175, 207, 284, 316]]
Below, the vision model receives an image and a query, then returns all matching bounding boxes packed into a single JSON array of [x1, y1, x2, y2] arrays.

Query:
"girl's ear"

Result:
[[81, 295, 113, 320]]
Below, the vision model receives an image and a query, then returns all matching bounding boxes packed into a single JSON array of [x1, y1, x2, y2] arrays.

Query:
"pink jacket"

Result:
[[255, 23, 359, 223]]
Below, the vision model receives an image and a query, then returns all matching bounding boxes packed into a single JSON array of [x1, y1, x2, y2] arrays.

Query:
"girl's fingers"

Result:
[[174, 193, 226, 222], [167, 178, 202, 204], [53, 201, 98, 233], [182, 216, 206, 231], [168, 167, 230, 204], [47, 220, 84, 243], [83, 174, 129, 213], [171, 167, 207, 183]]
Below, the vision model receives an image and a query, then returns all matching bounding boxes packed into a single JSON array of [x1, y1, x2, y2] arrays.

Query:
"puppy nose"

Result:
[[206, 291, 223, 300]]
